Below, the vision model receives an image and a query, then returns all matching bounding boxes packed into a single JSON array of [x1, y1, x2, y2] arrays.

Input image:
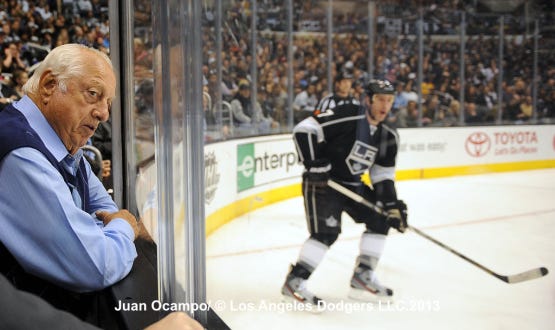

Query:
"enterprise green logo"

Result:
[[237, 141, 299, 192], [237, 143, 255, 192]]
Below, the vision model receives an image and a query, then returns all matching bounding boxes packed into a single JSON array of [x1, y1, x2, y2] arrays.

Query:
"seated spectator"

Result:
[[464, 101, 484, 124], [0, 68, 27, 110], [268, 80, 289, 126], [385, 105, 405, 128], [2, 42, 27, 74], [77, 0, 93, 16], [221, 69, 238, 102], [230, 80, 278, 133], [399, 99, 432, 127], [0, 81, 17, 109], [515, 95, 532, 123], [292, 79, 318, 123], [423, 93, 441, 121], [0, 44, 141, 320], [434, 99, 461, 127], [539, 88, 555, 121], [392, 81, 408, 112], [399, 80, 418, 105]]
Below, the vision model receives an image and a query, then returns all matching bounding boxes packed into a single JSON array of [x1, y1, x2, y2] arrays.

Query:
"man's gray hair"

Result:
[[23, 43, 113, 94]]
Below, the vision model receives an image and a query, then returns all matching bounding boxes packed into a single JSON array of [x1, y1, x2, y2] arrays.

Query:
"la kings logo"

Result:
[[345, 141, 377, 175], [204, 151, 220, 205]]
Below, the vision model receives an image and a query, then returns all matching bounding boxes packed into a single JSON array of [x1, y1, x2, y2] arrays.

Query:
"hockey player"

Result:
[[282, 78, 408, 305]]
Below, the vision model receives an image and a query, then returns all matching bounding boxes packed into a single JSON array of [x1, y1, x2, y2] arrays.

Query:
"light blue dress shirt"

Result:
[[0, 96, 137, 292]]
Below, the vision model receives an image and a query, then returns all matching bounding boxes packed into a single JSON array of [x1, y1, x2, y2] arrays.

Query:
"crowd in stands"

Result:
[[1, 0, 553, 136], [0, 0, 109, 84], [199, 0, 555, 131]]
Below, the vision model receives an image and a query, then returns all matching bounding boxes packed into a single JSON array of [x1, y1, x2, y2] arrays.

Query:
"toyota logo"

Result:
[[465, 132, 491, 157]]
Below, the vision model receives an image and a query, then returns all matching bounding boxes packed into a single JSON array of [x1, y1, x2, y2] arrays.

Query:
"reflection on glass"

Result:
[[125, 1, 554, 327]]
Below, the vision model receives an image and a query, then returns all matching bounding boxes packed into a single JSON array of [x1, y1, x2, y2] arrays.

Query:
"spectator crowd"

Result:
[[198, 0, 554, 131], [0, 0, 109, 107], [1, 0, 553, 136]]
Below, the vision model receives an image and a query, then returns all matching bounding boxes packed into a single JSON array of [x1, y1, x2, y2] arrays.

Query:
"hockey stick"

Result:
[[327, 179, 549, 284]]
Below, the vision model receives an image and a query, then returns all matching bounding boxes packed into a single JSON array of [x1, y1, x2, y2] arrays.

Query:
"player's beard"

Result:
[[366, 107, 378, 125], [367, 105, 388, 125]]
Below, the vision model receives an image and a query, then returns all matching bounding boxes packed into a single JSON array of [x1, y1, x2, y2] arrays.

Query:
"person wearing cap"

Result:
[[230, 80, 277, 134], [314, 70, 356, 114], [292, 78, 319, 124], [282, 79, 408, 305]]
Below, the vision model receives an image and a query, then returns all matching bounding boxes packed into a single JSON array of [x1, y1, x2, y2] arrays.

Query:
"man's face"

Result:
[[240, 87, 250, 96], [368, 94, 395, 123], [336, 78, 352, 97], [43, 56, 116, 155]]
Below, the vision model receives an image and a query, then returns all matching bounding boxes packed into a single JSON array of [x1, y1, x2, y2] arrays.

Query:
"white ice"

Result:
[[207, 169, 555, 330]]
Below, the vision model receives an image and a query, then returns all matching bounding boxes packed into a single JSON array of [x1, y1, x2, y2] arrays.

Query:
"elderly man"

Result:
[[0, 44, 139, 318]]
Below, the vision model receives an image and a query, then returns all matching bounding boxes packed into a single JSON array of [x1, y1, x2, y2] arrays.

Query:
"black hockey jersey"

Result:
[[315, 92, 351, 113], [293, 94, 399, 201]]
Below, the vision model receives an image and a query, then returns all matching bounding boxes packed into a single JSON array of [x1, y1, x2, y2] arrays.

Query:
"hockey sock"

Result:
[[293, 237, 329, 279], [357, 232, 386, 269]]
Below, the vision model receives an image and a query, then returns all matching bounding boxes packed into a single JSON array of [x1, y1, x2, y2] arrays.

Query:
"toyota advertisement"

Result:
[[396, 126, 555, 171]]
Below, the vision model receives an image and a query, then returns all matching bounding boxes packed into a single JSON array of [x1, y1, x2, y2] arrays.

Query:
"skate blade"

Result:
[[348, 287, 393, 303], [281, 294, 324, 314]]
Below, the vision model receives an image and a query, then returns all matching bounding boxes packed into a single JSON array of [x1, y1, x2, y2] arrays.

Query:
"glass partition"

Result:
[[133, 0, 553, 314], [132, 0, 207, 323], [15, 0, 551, 327], [122, 0, 553, 327]]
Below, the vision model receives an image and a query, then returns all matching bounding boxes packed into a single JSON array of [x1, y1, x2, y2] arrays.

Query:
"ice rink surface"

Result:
[[206, 169, 555, 330]]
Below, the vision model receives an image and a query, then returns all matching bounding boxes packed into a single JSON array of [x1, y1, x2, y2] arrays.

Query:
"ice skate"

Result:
[[281, 272, 322, 305], [348, 265, 393, 301]]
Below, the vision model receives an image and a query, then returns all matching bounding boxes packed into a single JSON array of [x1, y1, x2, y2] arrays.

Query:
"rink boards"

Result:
[[201, 125, 555, 235]]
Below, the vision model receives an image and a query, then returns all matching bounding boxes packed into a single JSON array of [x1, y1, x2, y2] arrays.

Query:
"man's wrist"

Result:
[[105, 218, 136, 240]]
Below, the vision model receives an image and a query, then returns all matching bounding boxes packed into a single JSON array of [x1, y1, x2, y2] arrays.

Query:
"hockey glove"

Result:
[[384, 200, 408, 233], [302, 160, 331, 191]]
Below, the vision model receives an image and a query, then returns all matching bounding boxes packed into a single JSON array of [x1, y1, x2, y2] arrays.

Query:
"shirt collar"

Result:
[[61, 150, 84, 176], [13, 95, 72, 162]]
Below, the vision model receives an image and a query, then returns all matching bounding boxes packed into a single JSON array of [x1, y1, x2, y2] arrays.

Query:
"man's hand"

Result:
[[144, 311, 204, 330], [303, 170, 329, 189], [384, 200, 408, 233], [303, 159, 331, 191], [137, 220, 154, 242], [96, 210, 139, 240]]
